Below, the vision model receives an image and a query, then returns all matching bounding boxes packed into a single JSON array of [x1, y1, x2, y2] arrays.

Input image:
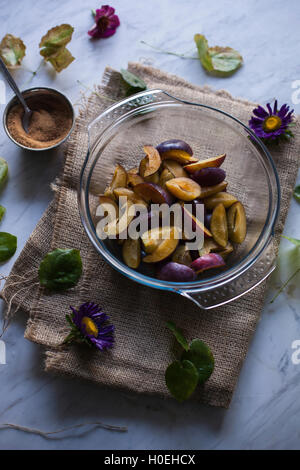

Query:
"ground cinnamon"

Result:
[[6, 91, 73, 149]]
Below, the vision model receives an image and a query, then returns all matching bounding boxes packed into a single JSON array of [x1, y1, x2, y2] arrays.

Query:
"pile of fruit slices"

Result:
[[96, 139, 247, 282]]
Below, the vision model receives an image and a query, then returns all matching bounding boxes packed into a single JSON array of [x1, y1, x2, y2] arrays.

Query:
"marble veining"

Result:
[[0, 0, 300, 450]]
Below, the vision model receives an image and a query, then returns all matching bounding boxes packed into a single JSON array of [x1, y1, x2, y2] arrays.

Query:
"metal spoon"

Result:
[[0, 56, 33, 133]]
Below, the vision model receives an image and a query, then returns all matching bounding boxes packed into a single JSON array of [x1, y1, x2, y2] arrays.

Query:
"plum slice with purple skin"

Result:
[[198, 181, 228, 198], [192, 167, 226, 186], [181, 203, 212, 239], [104, 164, 127, 199], [163, 160, 188, 178], [139, 146, 162, 177], [156, 140, 198, 165], [184, 154, 226, 173], [134, 182, 174, 205], [204, 192, 237, 210], [143, 227, 179, 263], [227, 201, 247, 243], [210, 203, 228, 247], [141, 226, 174, 254], [191, 253, 225, 274], [157, 262, 197, 282], [166, 177, 201, 201], [113, 187, 148, 208], [159, 168, 174, 189], [122, 238, 141, 269]]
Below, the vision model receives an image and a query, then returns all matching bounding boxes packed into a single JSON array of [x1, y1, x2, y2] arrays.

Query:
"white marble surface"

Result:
[[0, 0, 300, 450]]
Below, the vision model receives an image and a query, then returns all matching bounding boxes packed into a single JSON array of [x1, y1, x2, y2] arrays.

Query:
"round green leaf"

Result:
[[0, 158, 8, 188], [182, 339, 214, 384], [0, 232, 17, 262], [165, 360, 199, 402], [38, 248, 82, 291], [293, 185, 300, 202]]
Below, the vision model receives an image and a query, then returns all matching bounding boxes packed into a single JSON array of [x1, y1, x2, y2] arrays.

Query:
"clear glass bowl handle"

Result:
[[178, 236, 277, 309]]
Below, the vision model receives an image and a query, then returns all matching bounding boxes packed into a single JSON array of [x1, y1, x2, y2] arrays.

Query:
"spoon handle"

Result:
[[0, 57, 31, 113]]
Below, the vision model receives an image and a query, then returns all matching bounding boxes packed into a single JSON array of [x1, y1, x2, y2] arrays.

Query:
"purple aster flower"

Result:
[[88, 5, 120, 39], [249, 100, 294, 144], [64, 302, 114, 351]]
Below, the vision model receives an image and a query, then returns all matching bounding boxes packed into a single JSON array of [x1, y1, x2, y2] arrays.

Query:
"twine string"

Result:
[[0, 270, 40, 337], [0, 421, 127, 439]]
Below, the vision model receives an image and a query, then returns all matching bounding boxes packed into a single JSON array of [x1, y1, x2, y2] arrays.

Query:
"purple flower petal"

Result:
[[266, 103, 273, 115], [68, 302, 115, 351], [98, 27, 118, 38], [253, 106, 268, 118], [98, 5, 116, 17], [109, 15, 120, 28], [249, 100, 294, 144], [88, 4, 120, 39]]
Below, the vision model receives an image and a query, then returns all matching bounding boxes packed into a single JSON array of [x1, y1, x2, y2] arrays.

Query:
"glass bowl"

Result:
[[79, 90, 280, 309]]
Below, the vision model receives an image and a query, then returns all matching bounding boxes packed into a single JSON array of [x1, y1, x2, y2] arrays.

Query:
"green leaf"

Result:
[[0, 34, 26, 67], [38, 248, 82, 291], [165, 360, 199, 402], [120, 69, 147, 96], [294, 185, 300, 202], [166, 321, 189, 351], [181, 339, 214, 384], [0, 232, 17, 262], [282, 235, 300, 247], [39, 24, 75, 72], [0, 206, 6, 222], [194, 34, 243, 76], [0, 157, 8, 188]]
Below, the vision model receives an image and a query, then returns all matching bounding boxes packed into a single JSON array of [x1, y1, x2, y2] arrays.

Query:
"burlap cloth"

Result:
[[2, 63, 299, 408]]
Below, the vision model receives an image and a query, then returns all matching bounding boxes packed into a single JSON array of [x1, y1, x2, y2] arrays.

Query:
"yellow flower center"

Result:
[[263, 115, 282, 132], [82, 317, 98, 337]]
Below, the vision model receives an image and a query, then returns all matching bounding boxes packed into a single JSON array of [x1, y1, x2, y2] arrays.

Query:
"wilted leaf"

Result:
[[194, 34, 242, 77], [39, 24, 75, 72], [40, 47, 74, 73], [40, 24, 74, 49], [0, 34, 26, 67]]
